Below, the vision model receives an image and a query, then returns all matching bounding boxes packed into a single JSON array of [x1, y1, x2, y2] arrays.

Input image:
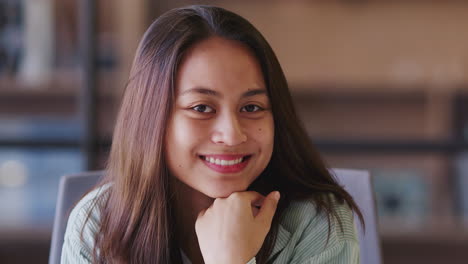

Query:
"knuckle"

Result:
[[194, 220, 202, 231], [229, 192, 241, 200], [197, 210, 204, 218], [213, 197, 223, 207]]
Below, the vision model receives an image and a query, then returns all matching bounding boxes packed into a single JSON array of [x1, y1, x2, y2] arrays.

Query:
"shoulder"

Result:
[[281, 194, 358, 242], [272, 194, 359, 263], [61, 184, 111, 263]]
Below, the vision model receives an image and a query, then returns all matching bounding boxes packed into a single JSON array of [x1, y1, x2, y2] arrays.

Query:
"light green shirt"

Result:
[[61, 186, 359, 264]]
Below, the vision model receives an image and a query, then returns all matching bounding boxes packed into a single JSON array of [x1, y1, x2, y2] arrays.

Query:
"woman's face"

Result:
[[165, 37, 274, 198]]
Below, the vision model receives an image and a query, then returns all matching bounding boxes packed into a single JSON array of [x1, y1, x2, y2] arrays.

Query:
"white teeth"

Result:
[[203, 156, 245, 166]]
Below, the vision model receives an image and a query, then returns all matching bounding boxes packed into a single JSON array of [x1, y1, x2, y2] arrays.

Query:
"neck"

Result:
[[172, 178, 214, 264]]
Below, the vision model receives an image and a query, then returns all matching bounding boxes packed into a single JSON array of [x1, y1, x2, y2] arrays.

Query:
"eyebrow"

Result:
[[180, 87, 267, 98]]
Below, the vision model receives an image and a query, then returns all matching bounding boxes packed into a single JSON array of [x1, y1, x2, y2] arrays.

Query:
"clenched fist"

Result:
[[195, 191, 280, 264]]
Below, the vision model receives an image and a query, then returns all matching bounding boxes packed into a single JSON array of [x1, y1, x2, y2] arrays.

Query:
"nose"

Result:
[[211, 112, 247, 146]]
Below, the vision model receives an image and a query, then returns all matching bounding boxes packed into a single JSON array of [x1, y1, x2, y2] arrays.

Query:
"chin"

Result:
[[203, 188, 238, 199], [202, 183, 248, 199]]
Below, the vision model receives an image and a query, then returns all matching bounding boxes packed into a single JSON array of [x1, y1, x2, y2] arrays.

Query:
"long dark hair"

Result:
[[87, 5, 364, 264]]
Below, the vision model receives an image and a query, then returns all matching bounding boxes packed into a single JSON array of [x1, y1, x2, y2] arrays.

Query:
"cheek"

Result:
[[166, 116, 206, 180], [167, 115, 209, 156], [252, 118, 274, 152]]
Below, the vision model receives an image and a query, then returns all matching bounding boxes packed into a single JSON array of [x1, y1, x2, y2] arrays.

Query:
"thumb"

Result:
[[195, 208, 207, 234], [256, 191, 280, 225]]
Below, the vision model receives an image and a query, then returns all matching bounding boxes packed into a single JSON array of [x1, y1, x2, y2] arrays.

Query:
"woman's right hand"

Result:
[[195, 191, 280, 264]]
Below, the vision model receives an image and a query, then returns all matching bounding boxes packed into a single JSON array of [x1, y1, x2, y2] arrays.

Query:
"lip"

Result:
[[199, 154, 252, 174]]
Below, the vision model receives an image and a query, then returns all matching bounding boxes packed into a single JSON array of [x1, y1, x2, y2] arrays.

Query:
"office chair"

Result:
[[331, 168, 382, 264], [49, 171, 102, 264], [49, 169, 382, 264]]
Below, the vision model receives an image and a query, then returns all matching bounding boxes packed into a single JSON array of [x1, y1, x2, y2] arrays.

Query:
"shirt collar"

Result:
[[268, 223, 291, 262]]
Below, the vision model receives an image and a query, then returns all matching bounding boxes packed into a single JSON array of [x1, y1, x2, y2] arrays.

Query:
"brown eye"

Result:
[[241, 104, 262, 112], [192, 105, 215, 113]]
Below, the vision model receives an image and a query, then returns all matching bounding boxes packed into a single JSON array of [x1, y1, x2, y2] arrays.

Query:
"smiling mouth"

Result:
[[199, 155, 252, 166]]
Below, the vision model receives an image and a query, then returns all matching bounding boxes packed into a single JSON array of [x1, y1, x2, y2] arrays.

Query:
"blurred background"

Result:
[[1, 0, 468, 263]]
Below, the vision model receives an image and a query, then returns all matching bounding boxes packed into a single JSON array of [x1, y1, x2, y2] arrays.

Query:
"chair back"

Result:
[[49, 169, 382, 264], [48, 171, 103, 264], [332, 168, 382, 264]]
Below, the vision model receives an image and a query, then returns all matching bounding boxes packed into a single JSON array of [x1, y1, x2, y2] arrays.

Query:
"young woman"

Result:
[[61, 5, 363, 264]]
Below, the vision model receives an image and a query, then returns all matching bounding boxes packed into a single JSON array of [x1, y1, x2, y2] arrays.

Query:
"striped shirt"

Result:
[[61, 186, 359, 263]]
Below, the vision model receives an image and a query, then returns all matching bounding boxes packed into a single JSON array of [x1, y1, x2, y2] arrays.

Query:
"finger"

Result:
[[228, 191, 266, 216], [256, 191, 280, 225], [197, 207, 207, 220], [251, 205, 260, 217], [195, 209, 205, 234], [252, 196, 265, 208], [229, 191, 265, 204]]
